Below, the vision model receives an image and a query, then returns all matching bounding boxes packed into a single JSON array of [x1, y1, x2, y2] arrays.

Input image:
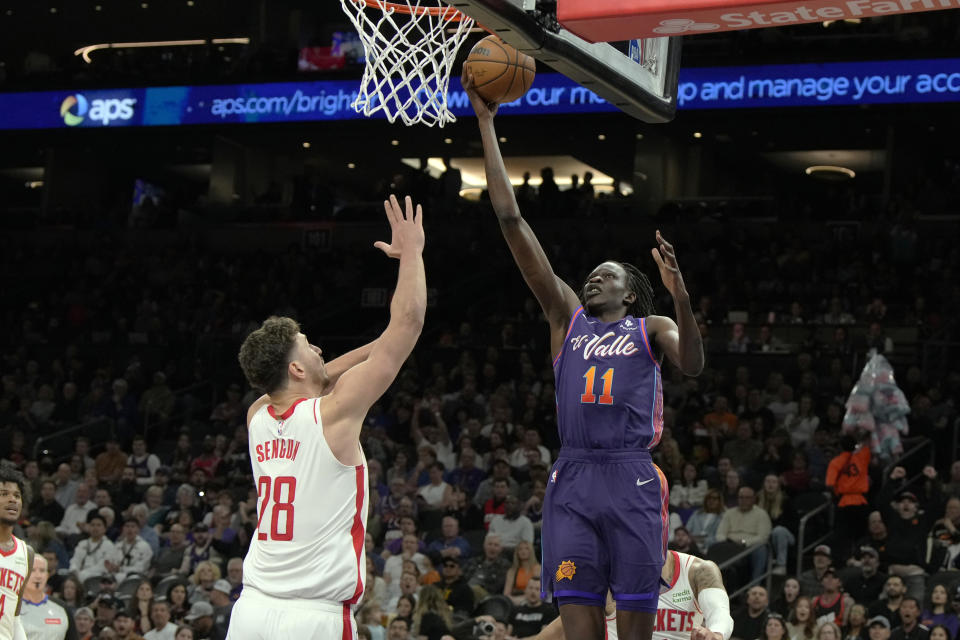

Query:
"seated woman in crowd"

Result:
[[503, 540, 540, 605], [411, 585, 453, 640], [773, 578, 801, 617], [788, 597, 816, 640], [671, 462, 709, 522], [688, 489, 725, 550]]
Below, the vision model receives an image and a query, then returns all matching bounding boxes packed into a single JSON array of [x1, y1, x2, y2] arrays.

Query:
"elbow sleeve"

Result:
[[699, 587, 733, 640]]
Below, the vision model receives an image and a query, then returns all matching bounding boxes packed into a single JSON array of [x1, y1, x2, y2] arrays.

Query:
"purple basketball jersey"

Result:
[[553, 307, 663, 450]]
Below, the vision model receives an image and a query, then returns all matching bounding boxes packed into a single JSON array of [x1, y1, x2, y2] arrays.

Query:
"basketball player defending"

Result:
[[228, 194, 426, 640], [464, 68, 704, 640], [0, 468, 35, 640], [525, 552, 733, 640]]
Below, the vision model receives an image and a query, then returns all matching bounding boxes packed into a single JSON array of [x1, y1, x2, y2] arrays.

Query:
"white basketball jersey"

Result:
[[606, 551, 703, 640], [0, 535, 29, 639], [243, 397, 369, 603]]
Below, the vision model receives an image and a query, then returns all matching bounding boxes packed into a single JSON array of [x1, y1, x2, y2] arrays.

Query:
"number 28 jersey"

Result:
[[554, 308, 663, 450], [243, 397, 369, 603]]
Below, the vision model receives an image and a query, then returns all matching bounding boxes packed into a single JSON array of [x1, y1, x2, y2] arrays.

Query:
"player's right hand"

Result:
[[461, 67, 499, 120], [691, 626, 724, 640], [374, 194, 425, 258]]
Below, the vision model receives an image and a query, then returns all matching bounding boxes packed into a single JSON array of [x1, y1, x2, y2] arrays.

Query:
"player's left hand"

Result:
[[651, 230, 688, 299], [691, 625, 724, 640]]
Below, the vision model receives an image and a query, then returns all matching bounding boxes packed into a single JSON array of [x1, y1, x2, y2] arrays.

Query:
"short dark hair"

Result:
[[389, 617, 409, 629], [902, 597, 921, 609], [238, 316, 301, 393], [0, 466, 24, 497], [86, 512, 106, 526]]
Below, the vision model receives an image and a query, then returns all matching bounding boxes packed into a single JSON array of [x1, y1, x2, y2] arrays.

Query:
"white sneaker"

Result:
[[772, 565, 787, 576]]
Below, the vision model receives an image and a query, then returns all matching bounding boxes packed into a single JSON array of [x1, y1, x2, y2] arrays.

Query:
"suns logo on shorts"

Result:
[[556, 560, 576, 582]]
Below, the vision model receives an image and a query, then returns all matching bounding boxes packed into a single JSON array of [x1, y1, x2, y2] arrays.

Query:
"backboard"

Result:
[[446, 0, 682, 123]]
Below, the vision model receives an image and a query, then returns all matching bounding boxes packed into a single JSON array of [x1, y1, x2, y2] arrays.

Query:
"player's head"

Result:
[[581, 260, 656, 319], [0, 467, 24, 526], [238, 316, 328, 394]]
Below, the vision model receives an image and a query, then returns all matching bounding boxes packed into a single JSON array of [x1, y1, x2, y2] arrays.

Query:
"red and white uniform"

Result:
[[227, 397, 369, 640], [606, 551, 703, 640], [0, 535, 29, 639]]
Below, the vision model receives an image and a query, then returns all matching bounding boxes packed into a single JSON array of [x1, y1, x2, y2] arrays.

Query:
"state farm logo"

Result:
[[653, 19, 721, 34]]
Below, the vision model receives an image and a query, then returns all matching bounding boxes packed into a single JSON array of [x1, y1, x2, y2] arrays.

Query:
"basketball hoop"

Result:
[[340, 0, 476, 127]]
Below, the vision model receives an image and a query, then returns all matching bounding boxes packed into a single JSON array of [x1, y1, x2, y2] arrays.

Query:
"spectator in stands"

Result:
[[768, 385, 798, 426], [724, 422, 764, 477], [126, 579, 155, 635], [868, 616, 893, 640], [208, 579, 234, 635], [920, 585, 958, 640], [704, 396, 739, 437], [688, 489, 725, 550], [166, 583, 189, 625], [502, 540, 539, 605], [155, 523, 189, 577], [463, 533, 510, 599], [801, 545, 835, 597], [510, 576, 557, 637], [669, 526, 703, 557], [71, 512, 116, 581], [139, 372, 174, 426], [129, 436, 162, 487], [488, 494, 533, 552], [31, 479, 65, 525], [715, 486, 772, 579], [426, 515, 471, 561], [927, 497, 960, 572], [144, 601, 176, 640], [733, 586, 769, 640], [384, 535, 430, 597], [437, 557, 474, 616], [179, 523, 221, 576], [845, 605, 868, 640], [927, 627, 951, 640], [482, 479, 509, 531], [844, 547, 887, 606], [783, 452, 814, 496], [813, 567, 854, 626], [209, 383, 244, 428], [763, 613, 790, 640], [444, 487, 484, 532], [95, 437, 130, 485], [722, 469, 743, 509], [728, 323, 751, 353], [75, 606, 95, 640], [788, 597, 816, 640], [384, 517, 425, 556], [772, 577, 800, 616], [53, 463, 79, 509], [892, 598, 930, 640], [474, 459, 519, 509], [785, 395, 821, 448], [880, 467, 939, 599], [183, 601, 217, 639], [416, 462, 453, 512], [94, 595, 121, 635], [387, 617, 412, 640], [869, 576, 907, 630], [107, 518, 153, 582], [819, 622, 843, 640], [672, 462, 709, 515], [759, 474, 798, 575], [411, 585, 452, 640], [386, 572, 421, 615], [445, 448, 486, 497], [741, 388, 776, 435], [188, 437, 220, 480], [58, 482, 96, 541]]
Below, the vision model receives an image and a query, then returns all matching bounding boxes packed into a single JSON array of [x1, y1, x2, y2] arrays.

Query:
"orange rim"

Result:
[[357, 0, 467, 20]]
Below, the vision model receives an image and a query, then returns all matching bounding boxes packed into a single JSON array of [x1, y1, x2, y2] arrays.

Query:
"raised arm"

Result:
[[463, 68, 580, 357], [318, 341, 378, 395], [646, 231, 704, 376], [321, 195, 426, 462]]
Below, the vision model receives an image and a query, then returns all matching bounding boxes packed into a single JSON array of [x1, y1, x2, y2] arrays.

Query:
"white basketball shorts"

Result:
[[225, 588, 356, 640]]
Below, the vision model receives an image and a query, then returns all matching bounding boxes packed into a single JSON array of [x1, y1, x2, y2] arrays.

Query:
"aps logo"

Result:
[[60, 93, 137, 126]]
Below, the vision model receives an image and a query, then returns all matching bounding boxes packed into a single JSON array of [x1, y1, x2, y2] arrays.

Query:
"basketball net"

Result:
[[340, 0, 475, 127]]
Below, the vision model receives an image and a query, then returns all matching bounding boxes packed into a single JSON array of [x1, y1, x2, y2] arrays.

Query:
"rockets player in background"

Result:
[[464, 69, 704, 640], [229, 195, 426, 640], [524, 552, 733, 640], [0, 467, 35, 640]]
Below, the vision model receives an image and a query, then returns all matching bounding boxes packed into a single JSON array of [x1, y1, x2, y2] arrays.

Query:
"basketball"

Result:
[[464, 35, 536, 104]]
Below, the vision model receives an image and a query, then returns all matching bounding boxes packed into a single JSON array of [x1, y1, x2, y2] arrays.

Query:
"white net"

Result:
[[340, 0, 476, 127]]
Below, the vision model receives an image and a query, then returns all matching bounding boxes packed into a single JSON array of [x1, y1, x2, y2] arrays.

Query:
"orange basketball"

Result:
[[464, 35, 536, 104]]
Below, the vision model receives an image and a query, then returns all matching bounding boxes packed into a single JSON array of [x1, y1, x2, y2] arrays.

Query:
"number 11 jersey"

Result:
[[243, 397, 369, 603], [554, 308, 664, 450]]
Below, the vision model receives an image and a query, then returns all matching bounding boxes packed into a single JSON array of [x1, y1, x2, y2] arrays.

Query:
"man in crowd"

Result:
[[70, 513, 116, 581], [715, 487, 772, 580], [891, 598, 930, 640], [800, 545, 833, 596], [209, 580, 235, 633], [463, 533, 511, 598], [733, 586, 768, 640], [510, 577, 558, 637], [488, 494, 534, 553], [869, 575, 907, 630], [438, 558, 475, 617], [143, 601, 176, 640], [427, 516, 471, 561], [113, 610, 146, 640], [844, 546, 887, 605], [106, 518, 153, 582]]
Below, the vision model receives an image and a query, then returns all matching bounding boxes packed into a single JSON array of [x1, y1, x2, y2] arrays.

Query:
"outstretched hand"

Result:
[[651, 230, 688, 299], [691, 626, 724, 640], [461, 66, 498, 121], [374, 194, 425, 259]]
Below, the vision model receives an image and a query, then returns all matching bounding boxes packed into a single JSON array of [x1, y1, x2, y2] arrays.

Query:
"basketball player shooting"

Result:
[[229, 195, 426, 640], [524, 552, 733, 640], [463, 68, 704, 640], [0, 467, 35, 640]]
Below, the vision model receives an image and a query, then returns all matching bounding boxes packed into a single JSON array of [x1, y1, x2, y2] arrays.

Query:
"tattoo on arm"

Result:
[[690, 560, 724, 597]]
